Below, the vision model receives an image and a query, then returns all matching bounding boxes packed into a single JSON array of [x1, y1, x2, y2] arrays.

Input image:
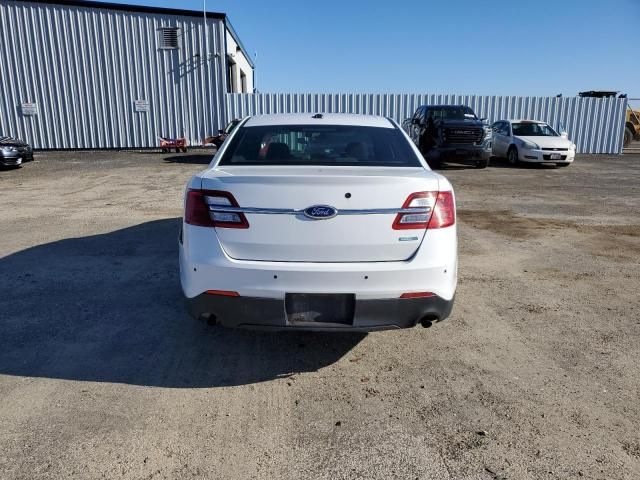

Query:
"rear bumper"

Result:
[[186, 293, 454, 331]]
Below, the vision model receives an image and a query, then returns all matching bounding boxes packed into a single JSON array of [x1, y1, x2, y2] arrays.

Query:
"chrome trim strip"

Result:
[[208, 206, 431, 215], [335, 208, 431, 215], [210, 206, 296, 215]]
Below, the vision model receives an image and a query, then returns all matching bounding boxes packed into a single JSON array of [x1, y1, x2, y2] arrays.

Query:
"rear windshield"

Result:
[[218, 124, 422, 167]]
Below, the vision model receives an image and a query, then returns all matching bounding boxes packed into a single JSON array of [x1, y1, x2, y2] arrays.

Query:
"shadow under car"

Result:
[[0, 219, 365, 388]]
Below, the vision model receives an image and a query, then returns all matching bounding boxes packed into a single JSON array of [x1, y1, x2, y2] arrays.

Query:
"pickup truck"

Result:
[[402, 105, 492, 169]]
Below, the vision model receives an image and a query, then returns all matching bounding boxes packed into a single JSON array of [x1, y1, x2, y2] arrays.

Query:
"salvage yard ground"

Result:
[[0, 151, 639, 479]]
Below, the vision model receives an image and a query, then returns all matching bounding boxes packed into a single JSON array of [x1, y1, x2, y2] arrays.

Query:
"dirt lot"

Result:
[[1, 151, 639, 479]]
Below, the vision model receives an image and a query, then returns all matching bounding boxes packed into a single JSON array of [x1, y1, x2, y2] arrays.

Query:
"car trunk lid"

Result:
[[200, 166, 439, 262]]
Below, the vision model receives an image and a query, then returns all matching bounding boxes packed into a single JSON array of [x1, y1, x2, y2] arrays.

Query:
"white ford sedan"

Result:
[[491, 119, 576, 167], [179, 113, 457, 331]]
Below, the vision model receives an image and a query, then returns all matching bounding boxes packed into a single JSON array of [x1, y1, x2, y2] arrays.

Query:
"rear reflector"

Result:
[[185, 189, 249, 229], [205, 290, 240, 297], [400, 292, 436, 299]]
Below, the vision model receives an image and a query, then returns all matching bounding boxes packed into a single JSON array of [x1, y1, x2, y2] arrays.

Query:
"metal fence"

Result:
[[226, 93, 628, 154]]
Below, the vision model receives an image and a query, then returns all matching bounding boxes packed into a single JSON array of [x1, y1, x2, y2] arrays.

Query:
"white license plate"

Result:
[[550, 154, 562, 160]]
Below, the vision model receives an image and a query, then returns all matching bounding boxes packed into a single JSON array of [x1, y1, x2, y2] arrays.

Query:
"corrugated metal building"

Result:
[[0, 0, 255, 149], [226, 93, 629, 154]]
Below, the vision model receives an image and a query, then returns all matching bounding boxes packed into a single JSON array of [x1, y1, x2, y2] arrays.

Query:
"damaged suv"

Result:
[[403, 105, 492, 169]]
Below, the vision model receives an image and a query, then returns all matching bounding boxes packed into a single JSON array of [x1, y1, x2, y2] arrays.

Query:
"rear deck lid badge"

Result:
[[303, 205, 338, 220]]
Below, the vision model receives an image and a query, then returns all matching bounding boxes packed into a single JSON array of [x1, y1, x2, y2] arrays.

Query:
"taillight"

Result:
[[185, 189, 249, 229], [392, 192, 434, 230], [392, 191, 455, 230], [185, 190, 213, 227], [427, 191, 455, 229]]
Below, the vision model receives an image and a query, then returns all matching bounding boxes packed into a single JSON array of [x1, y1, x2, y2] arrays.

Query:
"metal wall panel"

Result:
[[226, 93, 628, 154], [0, 1, 229, 149]]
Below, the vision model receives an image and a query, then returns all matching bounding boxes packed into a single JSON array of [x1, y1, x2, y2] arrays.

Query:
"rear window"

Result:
[[218, 124, 422, 167]]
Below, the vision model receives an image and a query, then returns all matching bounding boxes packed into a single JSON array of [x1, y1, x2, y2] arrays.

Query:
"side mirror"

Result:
[[560, 132, 569, 139], [218, 129, 224, 134]]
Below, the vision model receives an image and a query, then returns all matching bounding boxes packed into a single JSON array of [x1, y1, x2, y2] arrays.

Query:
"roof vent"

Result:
[[312, 113, 323, 119]]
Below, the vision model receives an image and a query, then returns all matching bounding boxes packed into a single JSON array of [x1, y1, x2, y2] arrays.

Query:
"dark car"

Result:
[[402, 105, 492, 169], [0, 135, 34, 167], [204, 119, 241, 148]]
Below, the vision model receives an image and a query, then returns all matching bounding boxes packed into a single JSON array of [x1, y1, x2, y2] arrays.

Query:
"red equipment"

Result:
[[158, 136, 188, 153]]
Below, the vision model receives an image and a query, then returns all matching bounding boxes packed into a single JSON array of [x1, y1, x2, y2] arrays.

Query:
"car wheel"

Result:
[[475, 158, 489, 169], [624, 127, 633, 147], [507, 146, 519, 166]]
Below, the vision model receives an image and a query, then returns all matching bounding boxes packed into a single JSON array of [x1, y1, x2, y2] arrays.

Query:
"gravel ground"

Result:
[[0, 150, 639, 479]]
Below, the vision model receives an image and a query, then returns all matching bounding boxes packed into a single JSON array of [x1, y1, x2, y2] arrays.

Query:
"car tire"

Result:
[[475, 158, 489, 169], [624, 127, 633, 147], [507, 146, 519, 166]]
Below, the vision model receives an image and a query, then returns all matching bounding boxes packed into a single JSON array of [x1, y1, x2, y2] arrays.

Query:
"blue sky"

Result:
[[107, 0, 638, 97]]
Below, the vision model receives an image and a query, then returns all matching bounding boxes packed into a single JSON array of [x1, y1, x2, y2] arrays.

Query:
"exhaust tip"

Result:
[[419, 314, 439, 328]]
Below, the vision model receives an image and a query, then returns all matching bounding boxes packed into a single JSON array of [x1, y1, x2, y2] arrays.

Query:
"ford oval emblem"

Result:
[[303, 205, 338, 220]]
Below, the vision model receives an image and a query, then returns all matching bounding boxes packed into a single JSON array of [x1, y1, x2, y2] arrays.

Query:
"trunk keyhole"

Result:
[[345, 192, 351, 198]]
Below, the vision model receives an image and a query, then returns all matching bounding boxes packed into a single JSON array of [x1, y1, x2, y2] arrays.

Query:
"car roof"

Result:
[[243, 113, 395, 128]]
